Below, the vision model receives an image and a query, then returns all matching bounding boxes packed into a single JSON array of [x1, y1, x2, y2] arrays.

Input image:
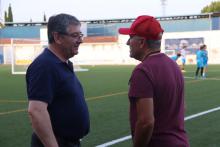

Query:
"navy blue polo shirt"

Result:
[[26, 48, 90, 141]]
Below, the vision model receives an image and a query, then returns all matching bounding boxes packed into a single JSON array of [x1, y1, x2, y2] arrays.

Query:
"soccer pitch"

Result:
[[0, 65, 220, 147]]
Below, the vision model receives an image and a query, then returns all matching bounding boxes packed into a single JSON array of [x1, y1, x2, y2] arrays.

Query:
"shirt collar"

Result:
[[45, 48, 66, 64]]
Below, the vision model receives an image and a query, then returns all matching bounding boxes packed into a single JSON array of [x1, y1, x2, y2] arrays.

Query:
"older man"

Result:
[[119, 15, 189, 147], [26, 14, 89, 147]]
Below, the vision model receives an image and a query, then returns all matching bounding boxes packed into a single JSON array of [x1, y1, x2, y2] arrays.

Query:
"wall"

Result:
[[71, 30, 220, 65], [1, 30, 220, 65]]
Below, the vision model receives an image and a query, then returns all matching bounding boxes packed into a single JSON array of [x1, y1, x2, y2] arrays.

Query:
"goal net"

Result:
[[11, 38, 88, 74]]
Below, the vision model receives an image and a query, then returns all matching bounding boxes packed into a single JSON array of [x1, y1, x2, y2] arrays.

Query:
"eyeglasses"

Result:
[[58, 32, 84, 39]]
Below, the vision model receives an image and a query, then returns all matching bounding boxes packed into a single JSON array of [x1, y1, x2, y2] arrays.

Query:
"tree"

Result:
[[4, 11, 8, 22], [4, 4, 13, 22], [201, 1, 220, 13], [8, 4, 13, 22], [43, 13, 47, 22]]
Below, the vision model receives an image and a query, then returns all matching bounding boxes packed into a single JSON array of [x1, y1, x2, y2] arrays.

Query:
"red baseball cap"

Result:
[[118, 15, 164, 40]]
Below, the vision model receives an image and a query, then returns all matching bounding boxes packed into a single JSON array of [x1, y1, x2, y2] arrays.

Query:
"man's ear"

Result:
[[53, 32, 62, 44], [140, 38, 146, 48]]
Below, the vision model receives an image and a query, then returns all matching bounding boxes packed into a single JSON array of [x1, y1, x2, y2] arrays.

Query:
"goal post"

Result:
[[11, 38, 46, 74], [11, 38, 88, 74]]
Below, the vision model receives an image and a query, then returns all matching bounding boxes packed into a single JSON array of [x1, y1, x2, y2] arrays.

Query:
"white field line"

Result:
[[184, 76, 220, 80], [96, 136, 132, 147], [185, 70, 220, 73], [184, 76, 195, 79], [96, 106, 220, 147], [184, 106, 220, 121]]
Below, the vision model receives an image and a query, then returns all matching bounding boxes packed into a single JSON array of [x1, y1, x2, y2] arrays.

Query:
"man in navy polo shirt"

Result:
[[26, 14, 89, 147], [119, 15, 189, 147]]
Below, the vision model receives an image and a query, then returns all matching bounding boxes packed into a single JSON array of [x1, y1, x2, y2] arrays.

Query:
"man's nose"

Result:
[[126, 38, 130, 45]]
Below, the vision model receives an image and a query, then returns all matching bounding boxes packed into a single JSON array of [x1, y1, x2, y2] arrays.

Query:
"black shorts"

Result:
[[31, 133, 80, 147]]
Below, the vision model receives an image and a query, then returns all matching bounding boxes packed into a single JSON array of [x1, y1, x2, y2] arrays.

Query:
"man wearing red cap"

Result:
[[119, 15, 189, 147]]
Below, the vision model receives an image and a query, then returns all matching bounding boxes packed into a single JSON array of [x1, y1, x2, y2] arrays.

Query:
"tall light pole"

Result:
[[161, 0, 167, 16]]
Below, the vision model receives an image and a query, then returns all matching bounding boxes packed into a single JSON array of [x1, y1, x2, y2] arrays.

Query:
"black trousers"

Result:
[[31, 133, 80, 147], [195, 67, 204, 76]]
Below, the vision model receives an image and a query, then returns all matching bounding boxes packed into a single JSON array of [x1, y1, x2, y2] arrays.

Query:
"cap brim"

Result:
[[118, 28, 130, 35]]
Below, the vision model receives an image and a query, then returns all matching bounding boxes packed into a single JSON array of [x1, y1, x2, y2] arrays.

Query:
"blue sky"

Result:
[[1, 0, 217, 22]]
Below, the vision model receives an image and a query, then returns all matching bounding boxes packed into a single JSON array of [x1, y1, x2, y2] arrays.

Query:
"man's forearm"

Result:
[[133, 121, 154, 147], [29, 109, 58, 147]]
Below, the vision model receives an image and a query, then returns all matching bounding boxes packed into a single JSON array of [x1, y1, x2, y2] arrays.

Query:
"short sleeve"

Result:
[[129, 68, 153, 99], [26, 63, 55, 104]]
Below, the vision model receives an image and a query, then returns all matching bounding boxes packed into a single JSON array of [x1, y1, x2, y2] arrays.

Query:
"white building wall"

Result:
[[2, 30, 220, 65], [72, 43, 139, 65]]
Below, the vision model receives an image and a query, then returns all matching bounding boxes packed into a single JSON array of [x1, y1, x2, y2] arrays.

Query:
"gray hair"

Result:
[[145, 32, 162, 50], [47, 13, 81, 44], [146, 39, 162, 50]]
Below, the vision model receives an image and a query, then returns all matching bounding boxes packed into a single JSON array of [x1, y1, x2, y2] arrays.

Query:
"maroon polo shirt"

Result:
[[129, 53, 189, 147]]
